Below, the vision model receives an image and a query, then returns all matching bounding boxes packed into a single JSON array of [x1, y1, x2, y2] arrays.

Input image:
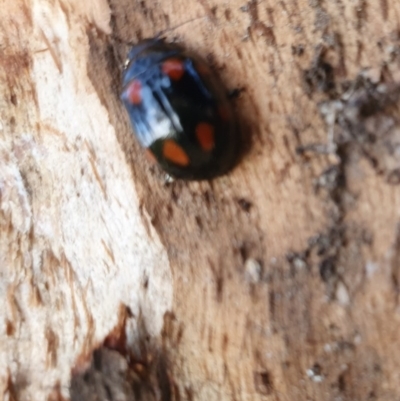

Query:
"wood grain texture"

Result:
[[2, 0, 400, 400]]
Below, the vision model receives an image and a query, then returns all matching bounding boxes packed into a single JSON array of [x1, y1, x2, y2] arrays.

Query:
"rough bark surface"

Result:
[[2, 0, 400, 400]]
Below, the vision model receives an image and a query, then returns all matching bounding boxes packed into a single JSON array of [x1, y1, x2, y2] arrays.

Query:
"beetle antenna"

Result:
[[155, 15, 210, 38], [116, 15, 212, 47]]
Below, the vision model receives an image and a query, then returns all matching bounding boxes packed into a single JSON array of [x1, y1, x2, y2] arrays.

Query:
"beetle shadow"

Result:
[[227, 87, 253, 176]]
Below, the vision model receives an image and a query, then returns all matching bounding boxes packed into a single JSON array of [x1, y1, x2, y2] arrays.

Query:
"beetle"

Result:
[[120, 38, 240, 180]]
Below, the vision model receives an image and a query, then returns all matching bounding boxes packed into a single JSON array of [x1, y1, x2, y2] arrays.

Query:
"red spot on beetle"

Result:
[[163, 140, 190, 166], [196, 122, 215, 151], [162, 58, 185, 80], [126, 79, 142, 105]]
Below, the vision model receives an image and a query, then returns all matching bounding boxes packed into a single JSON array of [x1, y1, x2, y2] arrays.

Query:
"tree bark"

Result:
[[2, 0, 400, 400]]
